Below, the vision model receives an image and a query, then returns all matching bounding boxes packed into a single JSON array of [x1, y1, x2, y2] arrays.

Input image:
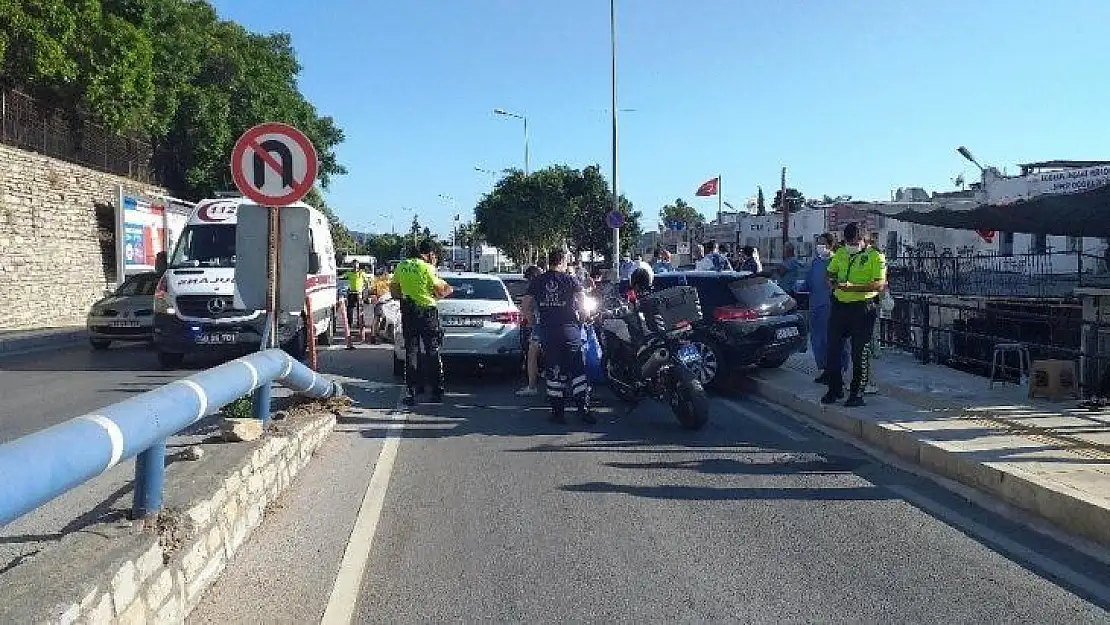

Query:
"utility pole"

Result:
[[610, 0, 620, 276], [780, 167, 789, 257]]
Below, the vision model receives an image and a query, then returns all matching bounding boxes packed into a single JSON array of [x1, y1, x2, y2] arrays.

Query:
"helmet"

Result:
[[629, 263, 654, 293]]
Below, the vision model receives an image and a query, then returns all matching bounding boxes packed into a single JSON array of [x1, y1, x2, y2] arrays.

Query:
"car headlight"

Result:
[[90, 306, 105, 316], [582, 296, 599, 314]]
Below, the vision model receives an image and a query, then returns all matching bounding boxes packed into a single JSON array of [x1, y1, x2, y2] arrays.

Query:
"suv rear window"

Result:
[[502, 278, 530, 302], [656, 274, 791, 312], [443, 277, 510, 301]]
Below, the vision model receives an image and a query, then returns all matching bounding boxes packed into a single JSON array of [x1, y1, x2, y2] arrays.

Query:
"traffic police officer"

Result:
[[822, 222, 887, 407], [392, 240, 453, 406], [527, 248, 595, 425]]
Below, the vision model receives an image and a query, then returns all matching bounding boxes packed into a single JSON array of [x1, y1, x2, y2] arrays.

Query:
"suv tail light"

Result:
[[713, 306, 759, 322], [491, 311, 520, 325]]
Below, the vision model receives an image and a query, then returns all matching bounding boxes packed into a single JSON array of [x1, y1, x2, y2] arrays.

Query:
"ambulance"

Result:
[[151, 197, 338, 368]]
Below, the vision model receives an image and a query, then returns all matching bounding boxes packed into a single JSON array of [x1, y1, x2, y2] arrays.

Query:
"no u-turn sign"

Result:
[[230, 122, 318, 206]]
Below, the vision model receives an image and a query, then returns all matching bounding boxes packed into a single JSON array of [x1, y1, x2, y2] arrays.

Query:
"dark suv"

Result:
[[652, 271, 807, 388]]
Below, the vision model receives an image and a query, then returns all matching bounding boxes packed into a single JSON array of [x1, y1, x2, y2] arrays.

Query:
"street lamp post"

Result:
[[439, 194, 458, 265], [609, 0, 620, 276], [493, 109, 529, 174]]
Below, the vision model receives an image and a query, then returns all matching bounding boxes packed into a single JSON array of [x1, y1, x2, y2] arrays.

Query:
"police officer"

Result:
[[527, 248, 595, 424], [342, 260, 368, 331], [392, 240, 453, 406], [823, 222, 887, 407]]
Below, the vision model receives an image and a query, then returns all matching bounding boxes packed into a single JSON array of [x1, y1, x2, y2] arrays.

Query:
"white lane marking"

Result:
[[174, 379, 209, 421], [887, 484, 1110, 604], [723, 399, 808, 442], [81, 415, 124, 470], [320, 395, 405, 625], [240, 360, 260, 390]]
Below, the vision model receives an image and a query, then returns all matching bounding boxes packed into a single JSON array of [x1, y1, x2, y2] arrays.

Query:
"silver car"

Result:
[[87, 272, 160, 349], [392, 272, 522, 375]]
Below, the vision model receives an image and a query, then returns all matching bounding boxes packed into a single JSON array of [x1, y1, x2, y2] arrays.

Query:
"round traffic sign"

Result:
[[230, 122, 318, 206], [606, 210, 625, 229]]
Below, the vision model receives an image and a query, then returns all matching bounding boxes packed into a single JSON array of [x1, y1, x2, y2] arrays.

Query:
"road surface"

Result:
[[190, 346, 1110, 624]]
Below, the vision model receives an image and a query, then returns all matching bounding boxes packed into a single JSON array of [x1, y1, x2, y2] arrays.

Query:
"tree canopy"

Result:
[[0, 0, 351, 243], [772, 188, 806, 213], [474, 165, 641, 265], [659, 198, 704, 230]]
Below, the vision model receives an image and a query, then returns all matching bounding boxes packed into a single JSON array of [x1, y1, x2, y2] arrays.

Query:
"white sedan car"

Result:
[[392, 272, 523, 375]]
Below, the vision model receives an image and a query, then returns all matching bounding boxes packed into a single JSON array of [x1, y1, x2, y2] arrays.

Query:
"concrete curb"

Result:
[[747, 372, 1110, 550], [0, 410, 338, 625], [0, 328, 87, 357]]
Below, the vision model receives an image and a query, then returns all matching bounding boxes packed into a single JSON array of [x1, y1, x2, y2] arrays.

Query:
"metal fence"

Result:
[[886, 251, 1110, 298], [0, 86, 166, 185], [879, 294, 1110, 394]]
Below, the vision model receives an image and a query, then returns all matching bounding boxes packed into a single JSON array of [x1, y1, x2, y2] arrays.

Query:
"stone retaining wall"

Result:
[[0, 143, 169, 331], [0, 412, 336, 624]]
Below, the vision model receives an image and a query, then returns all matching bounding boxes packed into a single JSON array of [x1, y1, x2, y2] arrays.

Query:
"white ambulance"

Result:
[[152, 197, 338, 368]]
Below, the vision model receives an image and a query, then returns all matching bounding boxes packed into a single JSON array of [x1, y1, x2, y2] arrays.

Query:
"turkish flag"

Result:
[[977, 229, 995, 243], [695, 177, 719, 197]]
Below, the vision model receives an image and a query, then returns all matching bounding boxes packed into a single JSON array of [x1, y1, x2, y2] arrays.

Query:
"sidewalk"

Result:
[[0, 326, 86, 357], [748, 349, 1110, 550]]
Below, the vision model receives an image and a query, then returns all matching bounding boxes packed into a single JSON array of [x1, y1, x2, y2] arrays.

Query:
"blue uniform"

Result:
[[527, 270, 591, 421], [805, 256, 848, 372]]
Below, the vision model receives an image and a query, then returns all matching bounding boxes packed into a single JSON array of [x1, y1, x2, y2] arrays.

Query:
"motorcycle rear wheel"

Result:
[[671, 364, 709, 430]]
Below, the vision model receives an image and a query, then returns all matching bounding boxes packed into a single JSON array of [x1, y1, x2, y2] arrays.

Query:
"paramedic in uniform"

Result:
[[527, 248, 595, 425], [392, 240, 453, 406], [821, 222, 887, 407]]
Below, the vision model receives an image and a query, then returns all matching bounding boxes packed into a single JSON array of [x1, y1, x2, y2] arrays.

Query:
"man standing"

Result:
[[807, 233, 848, 383], [696, 240, 733, 271], [528, 248, 595, 425], [392, 240, 453, 406], [651, 248, 674, 273], [822, 222, 887, 407], [342, 260, 368, 332]]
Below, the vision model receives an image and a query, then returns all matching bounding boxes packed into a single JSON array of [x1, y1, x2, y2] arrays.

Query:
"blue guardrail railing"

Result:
[[0, 348, 342, 526]]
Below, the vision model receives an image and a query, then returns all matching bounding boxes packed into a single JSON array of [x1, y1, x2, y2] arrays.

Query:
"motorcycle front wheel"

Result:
[[670, 363, 709, 430]]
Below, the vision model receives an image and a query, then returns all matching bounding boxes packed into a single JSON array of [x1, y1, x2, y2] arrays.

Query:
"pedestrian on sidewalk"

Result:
[[393, 240, 453, 406], [806, 232, 848, 383], [516, 264, 544, 397], [822, 222, 887, 407], [527, 248, 595, 425]]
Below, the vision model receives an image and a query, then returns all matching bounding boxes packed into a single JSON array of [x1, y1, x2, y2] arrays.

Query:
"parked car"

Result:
[[496, 273, 530, 307], [87, 272, 161, 349], [651, 270, 807, 388], [392, 272, 522, 375]]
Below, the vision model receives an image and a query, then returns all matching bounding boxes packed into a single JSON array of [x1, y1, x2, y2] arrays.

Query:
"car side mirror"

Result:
[[308, 252, 321, 274], [155, 251, 167, 274]]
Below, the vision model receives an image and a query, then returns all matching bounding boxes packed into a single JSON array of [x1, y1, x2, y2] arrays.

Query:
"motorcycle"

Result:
[[589, 291, 710, 430]]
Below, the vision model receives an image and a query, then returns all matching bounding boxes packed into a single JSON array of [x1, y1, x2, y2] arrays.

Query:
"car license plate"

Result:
[[196, 332, 238, 345], [776, 326, 800, 340], [442, 316, 483, 328], [109, 320, 140, 328], [677, 343, 700, 365]]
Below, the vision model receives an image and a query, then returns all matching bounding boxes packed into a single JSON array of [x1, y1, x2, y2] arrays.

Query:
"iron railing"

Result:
[[0, 349, 342, 526], [0, 86, 167, 185], [879, 294, 1110, 394], [886, 250, 1110, 298]]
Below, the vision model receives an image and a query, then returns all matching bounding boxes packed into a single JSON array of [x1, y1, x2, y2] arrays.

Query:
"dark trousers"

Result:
[[346, 292, 361, 328], [542, 324, 589, 415], [825, 299, 877, 397], [401, 300, 444, 393]]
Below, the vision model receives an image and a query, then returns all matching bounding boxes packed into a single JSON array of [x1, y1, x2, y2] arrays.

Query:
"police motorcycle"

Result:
[[588, 267, 710, 430]]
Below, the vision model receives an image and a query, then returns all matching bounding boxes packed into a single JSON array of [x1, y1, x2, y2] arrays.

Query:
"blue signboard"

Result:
[[606, 210, 625, 229]]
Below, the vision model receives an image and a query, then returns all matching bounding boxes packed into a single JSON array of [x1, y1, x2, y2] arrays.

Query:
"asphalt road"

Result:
[[190, 346, 1110, 624], [0, 342, 302, 575]]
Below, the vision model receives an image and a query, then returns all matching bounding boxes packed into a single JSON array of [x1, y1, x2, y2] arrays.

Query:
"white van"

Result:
[[151, 197, 338, 368]]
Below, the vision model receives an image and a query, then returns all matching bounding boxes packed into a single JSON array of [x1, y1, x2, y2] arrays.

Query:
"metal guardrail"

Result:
[[0, 349, 342, 526]]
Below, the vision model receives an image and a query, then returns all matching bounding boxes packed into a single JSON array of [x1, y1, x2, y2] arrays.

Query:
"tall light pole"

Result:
[[609, 0, 620, 275], [493, 108, 529, 174], [401, 206, 417, 252], [439, 194, 458, 265]]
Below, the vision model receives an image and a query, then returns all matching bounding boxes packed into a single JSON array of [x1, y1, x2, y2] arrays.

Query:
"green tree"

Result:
[[659, 198, 704, 231], [756, 187, 766, 216], [772, 188, 805, 213]]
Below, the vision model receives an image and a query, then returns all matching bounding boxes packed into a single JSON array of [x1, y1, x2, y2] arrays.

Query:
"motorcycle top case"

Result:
[[640, 286, 703, 333]]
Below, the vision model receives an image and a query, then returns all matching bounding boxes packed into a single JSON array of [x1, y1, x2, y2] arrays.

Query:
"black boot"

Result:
[[820, 389, 844, 404]]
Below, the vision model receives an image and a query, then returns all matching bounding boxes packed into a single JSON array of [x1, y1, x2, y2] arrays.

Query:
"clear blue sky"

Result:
[[210, 0, 1110, 238]]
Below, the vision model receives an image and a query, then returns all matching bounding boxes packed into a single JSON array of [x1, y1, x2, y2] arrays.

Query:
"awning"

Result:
[[865, 184, 1110, 237]]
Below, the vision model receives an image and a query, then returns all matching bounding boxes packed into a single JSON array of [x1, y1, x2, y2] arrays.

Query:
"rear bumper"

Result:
[[721, 335, 806, 366], [391, 326, 523, 359]]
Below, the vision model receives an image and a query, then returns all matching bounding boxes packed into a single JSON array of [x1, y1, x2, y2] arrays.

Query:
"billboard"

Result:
[[114, 186, 195, 284]]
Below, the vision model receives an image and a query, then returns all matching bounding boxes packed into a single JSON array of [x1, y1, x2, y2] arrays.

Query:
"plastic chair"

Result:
[[989, 342, 1031, 388]]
